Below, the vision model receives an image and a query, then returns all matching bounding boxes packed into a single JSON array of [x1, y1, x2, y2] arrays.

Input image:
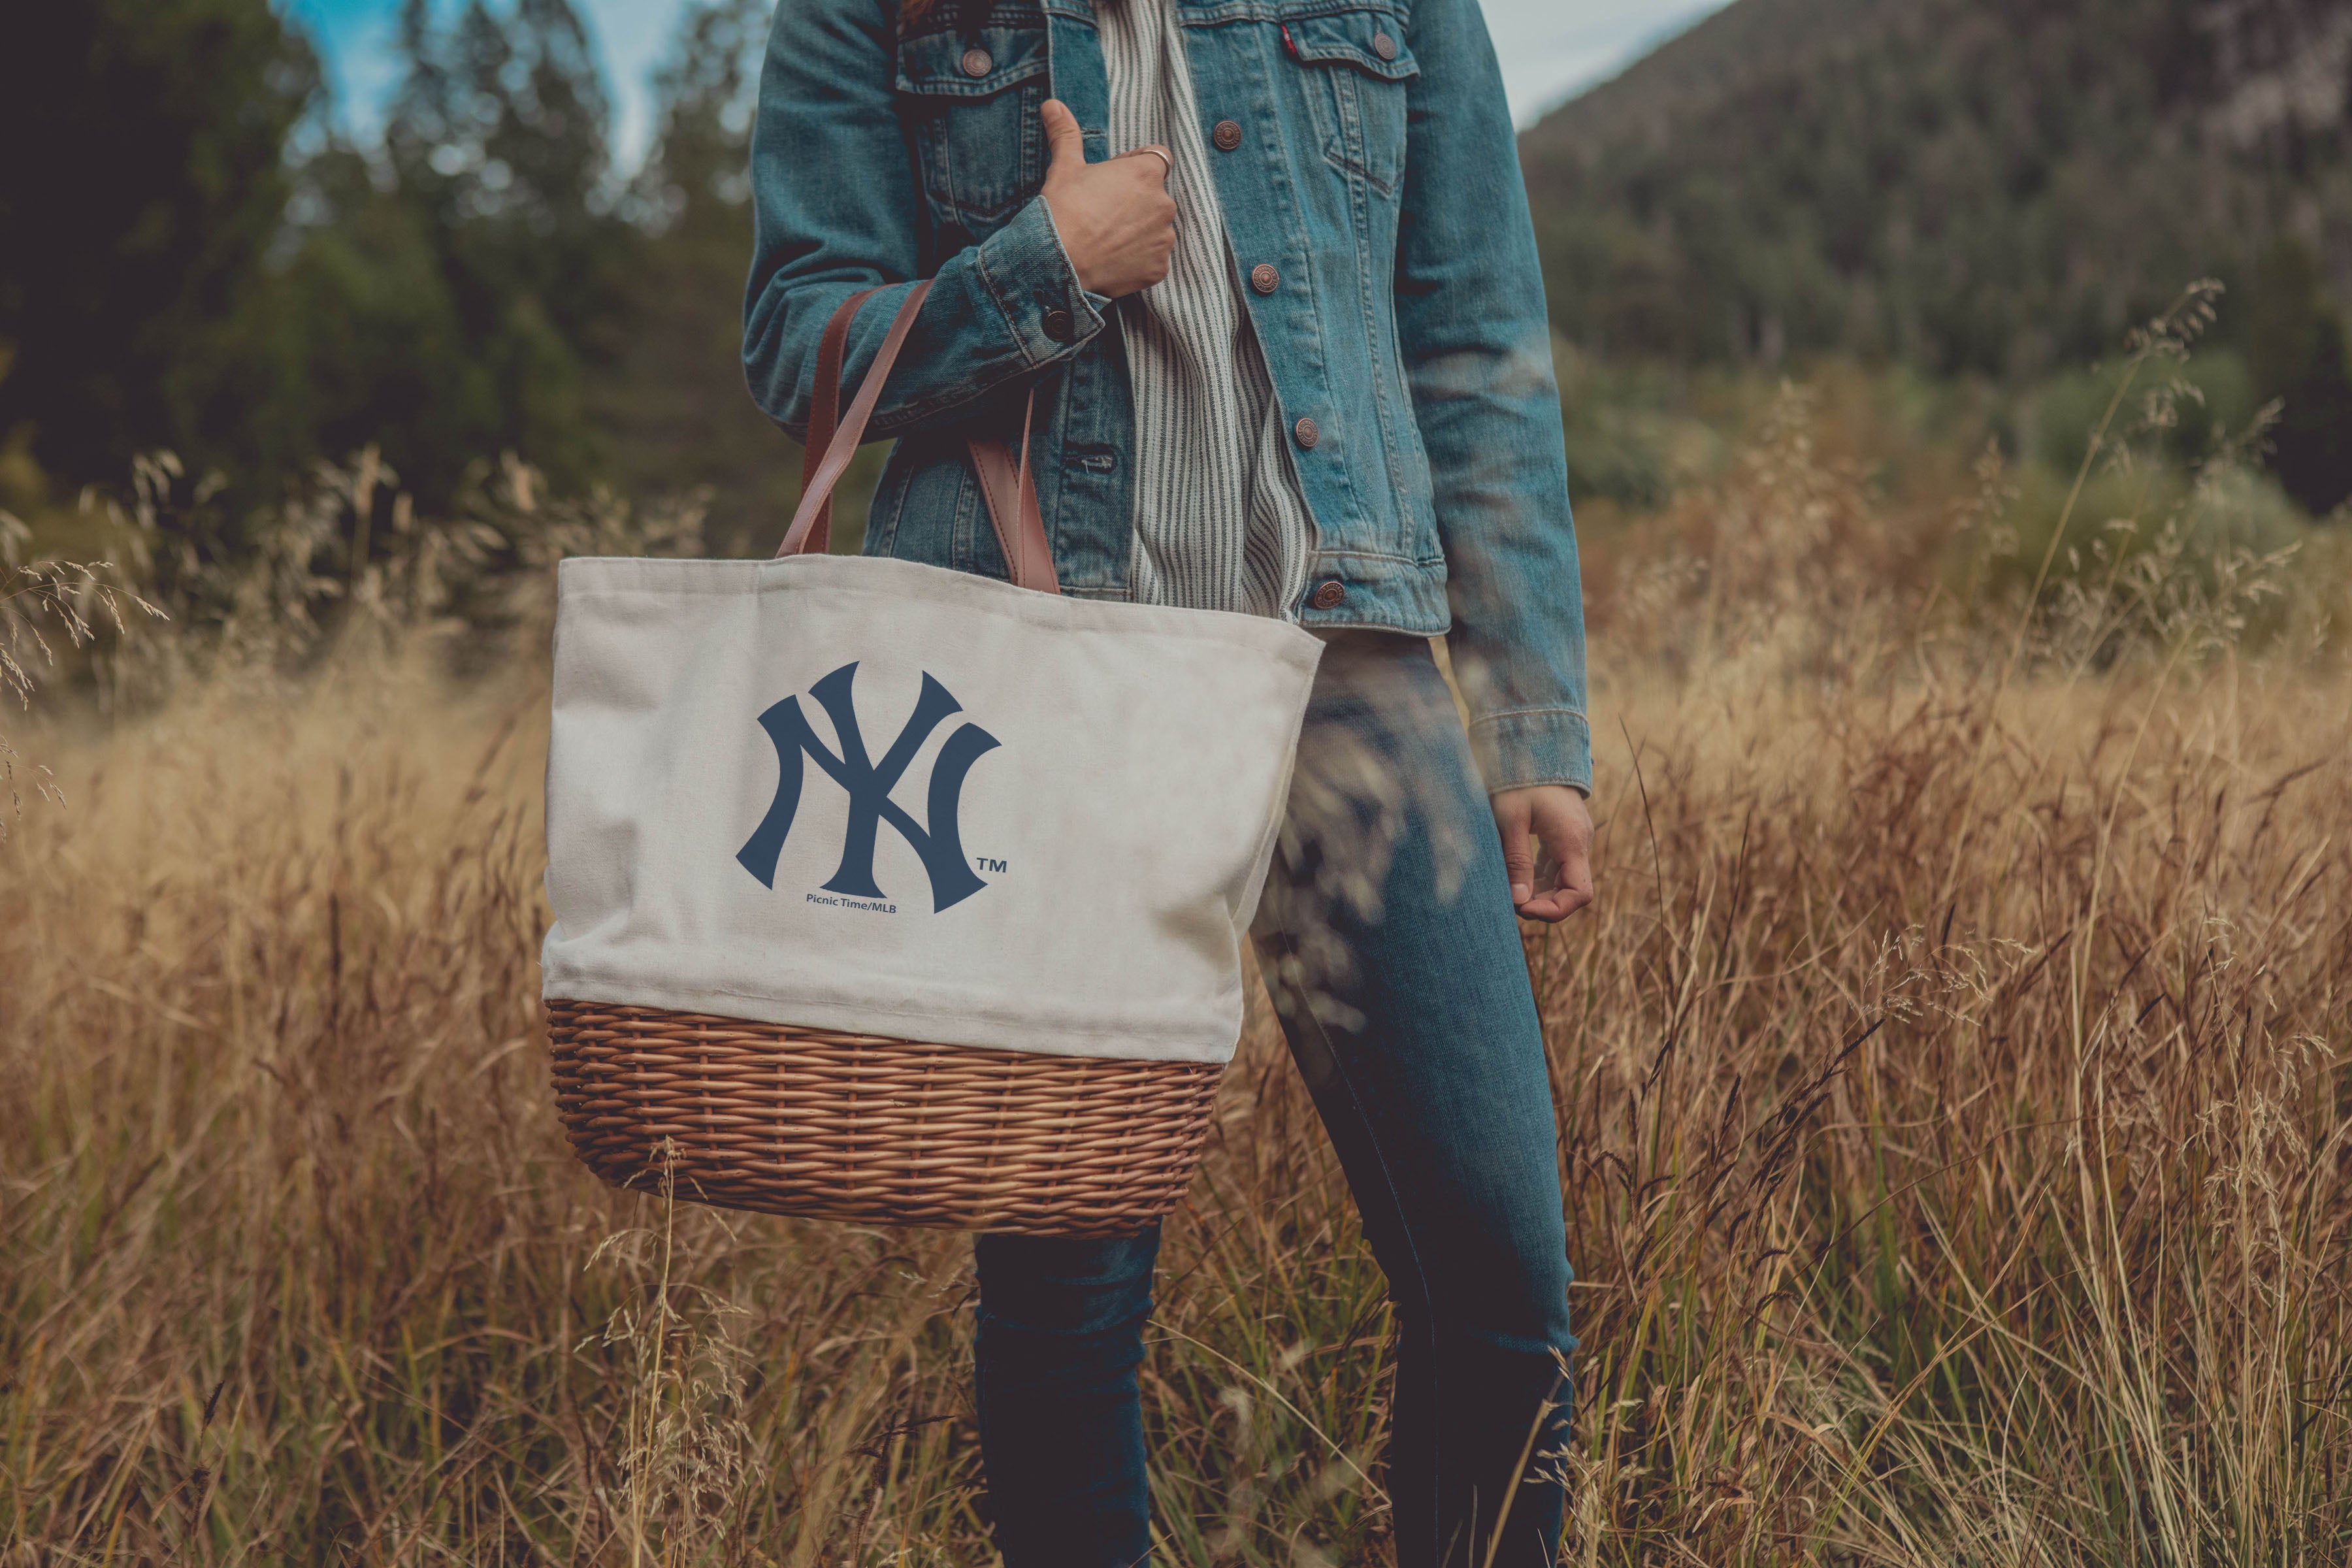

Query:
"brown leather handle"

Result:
[[966, 393, 1058, 595], [779, 282, 932, 558], [793, 285, 883, 557], [779, 282, 1060, 596]]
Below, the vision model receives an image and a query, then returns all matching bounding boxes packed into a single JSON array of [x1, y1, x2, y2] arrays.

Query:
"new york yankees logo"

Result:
[[735, 662, 999, 912]]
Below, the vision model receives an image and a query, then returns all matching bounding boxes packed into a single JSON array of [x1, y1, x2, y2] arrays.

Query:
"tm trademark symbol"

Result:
[[976, 857, 1008, 875]]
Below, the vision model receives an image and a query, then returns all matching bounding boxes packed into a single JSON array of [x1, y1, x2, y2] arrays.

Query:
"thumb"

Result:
[[1495, 796, 1536, 907], [1041, 99, 1088, 172]]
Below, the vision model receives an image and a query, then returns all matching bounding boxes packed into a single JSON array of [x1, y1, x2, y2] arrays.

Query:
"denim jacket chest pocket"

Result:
[[1282, 6, 1419, 197], [895, 24, 1051, 248]]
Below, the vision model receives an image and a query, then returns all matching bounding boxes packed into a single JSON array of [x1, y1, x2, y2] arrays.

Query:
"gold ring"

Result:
[[1135, 146, 1173, 176]]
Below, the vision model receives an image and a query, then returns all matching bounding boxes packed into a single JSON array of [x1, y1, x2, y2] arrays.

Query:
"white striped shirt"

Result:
[[1093, 0, 1316, 619]]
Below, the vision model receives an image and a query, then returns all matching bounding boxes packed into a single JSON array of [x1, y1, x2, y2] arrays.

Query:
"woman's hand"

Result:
[[1039, 99, 1175, 298], [1492, 785, 1595, 923]]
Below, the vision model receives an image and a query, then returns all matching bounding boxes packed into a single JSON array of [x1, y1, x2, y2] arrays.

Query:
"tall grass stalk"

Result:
[[1938, 280, 2221, 901]]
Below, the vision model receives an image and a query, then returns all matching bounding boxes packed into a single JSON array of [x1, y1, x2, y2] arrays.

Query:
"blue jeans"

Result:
[[974, 633, 1577, 1567]]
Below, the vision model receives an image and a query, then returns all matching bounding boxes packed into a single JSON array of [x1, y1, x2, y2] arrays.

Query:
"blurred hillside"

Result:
[[1522, 0, 2352, 513]]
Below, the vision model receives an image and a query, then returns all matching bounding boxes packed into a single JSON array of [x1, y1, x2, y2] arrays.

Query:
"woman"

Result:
[[744, 0, 1594, 1561]]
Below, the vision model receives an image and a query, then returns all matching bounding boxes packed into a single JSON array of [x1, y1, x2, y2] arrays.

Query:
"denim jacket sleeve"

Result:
[[1396, 0, 1593, 796], [743, 0, 1104, 441]]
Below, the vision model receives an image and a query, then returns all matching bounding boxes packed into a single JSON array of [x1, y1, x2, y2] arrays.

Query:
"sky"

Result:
[[284, 0, 1732, 160]]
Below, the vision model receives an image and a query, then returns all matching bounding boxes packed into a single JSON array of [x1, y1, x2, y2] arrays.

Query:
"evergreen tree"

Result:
[[2247, 238, 2352, 517], [0, 0, 318, 492], [263, 140, 498, 510], [373, 0, 639, 500], [595, 0, 804, 553]]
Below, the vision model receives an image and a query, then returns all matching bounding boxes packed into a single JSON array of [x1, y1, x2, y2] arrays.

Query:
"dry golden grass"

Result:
[[3, 336, 2349, 1563]]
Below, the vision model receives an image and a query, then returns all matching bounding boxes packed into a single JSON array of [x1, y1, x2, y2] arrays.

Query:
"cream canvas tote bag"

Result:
[[540, 282, 1324, 1233]]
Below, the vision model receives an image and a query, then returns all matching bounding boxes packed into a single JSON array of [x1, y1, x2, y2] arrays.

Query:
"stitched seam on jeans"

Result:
[[1469, 706, 1592, 727]]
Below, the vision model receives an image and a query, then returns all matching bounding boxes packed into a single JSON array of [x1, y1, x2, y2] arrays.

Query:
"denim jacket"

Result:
[[745, 0, 1591, 793]]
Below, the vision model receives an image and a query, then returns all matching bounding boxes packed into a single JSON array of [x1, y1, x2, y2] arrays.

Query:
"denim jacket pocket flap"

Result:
[[896, 25, 1050, 98], [1282, 12, 1420, 82]]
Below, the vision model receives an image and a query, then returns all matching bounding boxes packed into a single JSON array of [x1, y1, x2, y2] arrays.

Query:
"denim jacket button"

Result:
[[1311, 580, 1347, 610], [1371, 30, 1398, 60], [1293, 416, 1319, 449], [1249, 263, 1281, 295], [960, 47, 993, 77], [1041, 308, 1075, 343], [1212, 119, 1243, 152]]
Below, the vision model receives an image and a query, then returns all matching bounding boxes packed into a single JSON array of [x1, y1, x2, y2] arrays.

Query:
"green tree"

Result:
[[371, 0, 638, 501], [0, 0, 319, 492], [2247, 238, 2352, 517], [261, 143, 499, 508], [594, 0, 808, 554]]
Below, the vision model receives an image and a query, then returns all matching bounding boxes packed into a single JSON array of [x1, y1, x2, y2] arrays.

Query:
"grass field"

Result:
[[4, 361, 2350, 1563]]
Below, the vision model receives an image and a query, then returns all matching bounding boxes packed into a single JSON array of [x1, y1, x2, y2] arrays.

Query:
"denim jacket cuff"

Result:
[[975, 197, 1108, 367], [1469, 708, 1593, 797]]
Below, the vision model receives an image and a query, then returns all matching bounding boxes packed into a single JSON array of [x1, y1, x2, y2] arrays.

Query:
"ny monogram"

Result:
[[735, 662, 998, 912]]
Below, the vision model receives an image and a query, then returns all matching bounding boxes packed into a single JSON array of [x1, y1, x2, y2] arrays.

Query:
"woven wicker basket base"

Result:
[[547, 1001, 1224, 1237]]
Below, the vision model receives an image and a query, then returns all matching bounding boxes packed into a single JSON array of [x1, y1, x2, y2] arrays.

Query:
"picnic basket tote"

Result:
[[540, 282, 1322, 1236]]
